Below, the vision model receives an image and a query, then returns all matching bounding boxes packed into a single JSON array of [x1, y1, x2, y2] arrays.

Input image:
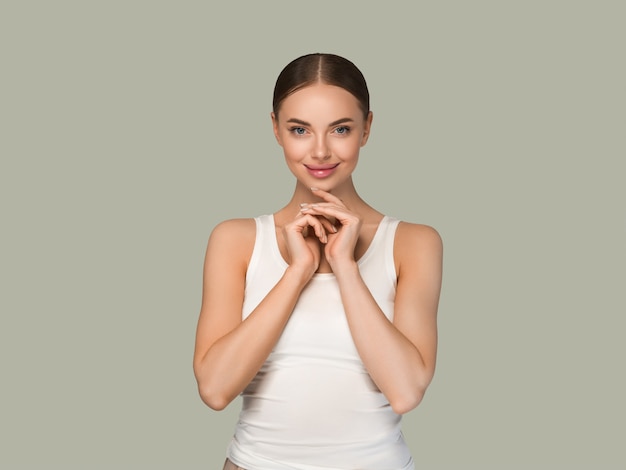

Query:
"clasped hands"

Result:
[[283, 188, 362, 277]]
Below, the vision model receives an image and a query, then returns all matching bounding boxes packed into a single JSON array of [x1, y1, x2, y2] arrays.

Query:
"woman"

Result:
[[193, 53, 443, 470]]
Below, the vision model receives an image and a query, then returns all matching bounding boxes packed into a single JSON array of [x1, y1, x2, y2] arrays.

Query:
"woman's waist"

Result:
[[239, 366, 400, 439], [230, 419, 409, 469]]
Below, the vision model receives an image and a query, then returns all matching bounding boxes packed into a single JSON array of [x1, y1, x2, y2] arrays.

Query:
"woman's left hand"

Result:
[[300, 188, 362, 270]]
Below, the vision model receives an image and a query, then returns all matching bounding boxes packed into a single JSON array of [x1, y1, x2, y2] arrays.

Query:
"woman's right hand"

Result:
[[282, 212, 333, 280]]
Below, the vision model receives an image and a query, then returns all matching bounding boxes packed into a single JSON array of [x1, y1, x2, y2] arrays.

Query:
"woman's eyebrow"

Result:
[[286, 117, 355, 127]]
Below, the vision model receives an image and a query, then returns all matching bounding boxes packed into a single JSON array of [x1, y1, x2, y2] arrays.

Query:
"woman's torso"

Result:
[[227, 214, 414, 470]]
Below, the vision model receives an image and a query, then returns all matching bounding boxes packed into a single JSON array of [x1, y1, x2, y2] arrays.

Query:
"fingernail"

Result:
[[310, 187, 319, 192], [300, 203, 309, 208], [331, 225, 337, 233]]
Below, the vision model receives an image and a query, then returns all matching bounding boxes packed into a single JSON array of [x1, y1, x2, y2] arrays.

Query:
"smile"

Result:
[[304, 163, 340, 178]]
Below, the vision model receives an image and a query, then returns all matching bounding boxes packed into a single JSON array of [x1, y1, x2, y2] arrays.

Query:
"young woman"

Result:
[[193, 53, 443, 470]]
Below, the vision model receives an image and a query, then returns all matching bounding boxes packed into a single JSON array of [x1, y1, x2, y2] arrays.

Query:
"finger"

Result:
[[295, 208, 309, 236], [299, 206, 338, 238], [310, 187, 347, 207], [300, 204, 357, 226], [318, 216, 338, 235], [288, 213, 328, 243]]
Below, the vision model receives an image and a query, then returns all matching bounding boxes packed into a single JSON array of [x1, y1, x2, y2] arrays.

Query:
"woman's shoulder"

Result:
[[203, 218, 259, 274], [394, 221, 443, 259], [211, 217, 257, 235], [395, 220, 441, 241], [207, 217, 257, 255]]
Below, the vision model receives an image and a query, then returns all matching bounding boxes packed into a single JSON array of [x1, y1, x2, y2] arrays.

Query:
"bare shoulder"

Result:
[[394, 222, 443, 271], [206, 218, 257, 269], [209, 218, 256, 243], [396, 222, 443, 250]]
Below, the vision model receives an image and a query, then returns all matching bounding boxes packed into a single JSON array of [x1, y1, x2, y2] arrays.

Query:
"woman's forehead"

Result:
[[279, 84, 362, 119]]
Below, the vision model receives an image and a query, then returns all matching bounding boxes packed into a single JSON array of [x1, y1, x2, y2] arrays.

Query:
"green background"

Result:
[[1, 1, 624, 468]]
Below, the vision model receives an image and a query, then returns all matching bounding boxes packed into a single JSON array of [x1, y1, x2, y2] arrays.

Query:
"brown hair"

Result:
[[272, 53, 370, 119]]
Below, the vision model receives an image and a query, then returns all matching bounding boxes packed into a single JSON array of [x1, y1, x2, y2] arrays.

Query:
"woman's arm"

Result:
[[193, 214, 331, 410], [301, 190, 443, 414], [333, 223, 442, 415]]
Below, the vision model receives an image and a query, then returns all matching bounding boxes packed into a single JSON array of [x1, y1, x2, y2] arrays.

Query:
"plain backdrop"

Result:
[[1, 1, 624, 469]]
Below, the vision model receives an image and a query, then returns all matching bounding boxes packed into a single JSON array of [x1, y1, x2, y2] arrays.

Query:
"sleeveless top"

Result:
[[227, 214, 414, 470]]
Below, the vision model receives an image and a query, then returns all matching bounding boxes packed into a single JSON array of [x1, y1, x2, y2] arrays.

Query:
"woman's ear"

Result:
[[360, 111, 373, 147], [271, 112, 282, 146]]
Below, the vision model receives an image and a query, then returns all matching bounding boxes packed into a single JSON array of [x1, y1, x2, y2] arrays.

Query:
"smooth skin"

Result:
[[193, 84, 443, 414]]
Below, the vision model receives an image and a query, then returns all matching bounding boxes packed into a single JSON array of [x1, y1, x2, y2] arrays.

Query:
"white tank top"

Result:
[[227, 214, 414, 470]]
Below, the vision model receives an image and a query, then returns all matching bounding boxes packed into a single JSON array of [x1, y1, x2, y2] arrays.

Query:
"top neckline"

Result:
[[268, 214, 389, 279]]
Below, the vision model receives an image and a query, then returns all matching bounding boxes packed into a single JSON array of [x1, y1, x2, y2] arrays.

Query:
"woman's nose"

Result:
[[312, 136, 330, 160]]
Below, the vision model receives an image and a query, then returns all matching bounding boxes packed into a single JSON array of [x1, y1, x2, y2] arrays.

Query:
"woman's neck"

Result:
[[274, 179, 381, 227]]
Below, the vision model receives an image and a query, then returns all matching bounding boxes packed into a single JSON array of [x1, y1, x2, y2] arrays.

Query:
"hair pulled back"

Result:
[[272, 53, 370, 119]]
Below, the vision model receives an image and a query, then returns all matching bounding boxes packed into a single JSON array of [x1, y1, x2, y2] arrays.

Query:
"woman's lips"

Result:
[[304, 163, 340, 178]]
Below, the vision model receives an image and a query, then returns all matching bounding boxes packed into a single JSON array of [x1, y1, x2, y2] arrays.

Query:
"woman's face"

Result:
[[272, 83, 372, 193]]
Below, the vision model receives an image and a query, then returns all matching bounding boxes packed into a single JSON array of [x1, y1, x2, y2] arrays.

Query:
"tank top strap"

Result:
[[246, 214, 275, 285], [358, 216, 401, 290], [379, 216, 401, 287]]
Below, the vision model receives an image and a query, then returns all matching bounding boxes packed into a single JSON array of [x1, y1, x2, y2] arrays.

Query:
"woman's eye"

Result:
[[335, 126, 350, 135], [290, 127, 306, 135]]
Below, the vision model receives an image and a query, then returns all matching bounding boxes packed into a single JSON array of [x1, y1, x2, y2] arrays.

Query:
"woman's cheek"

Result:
[[285, 141, 309, 159]]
